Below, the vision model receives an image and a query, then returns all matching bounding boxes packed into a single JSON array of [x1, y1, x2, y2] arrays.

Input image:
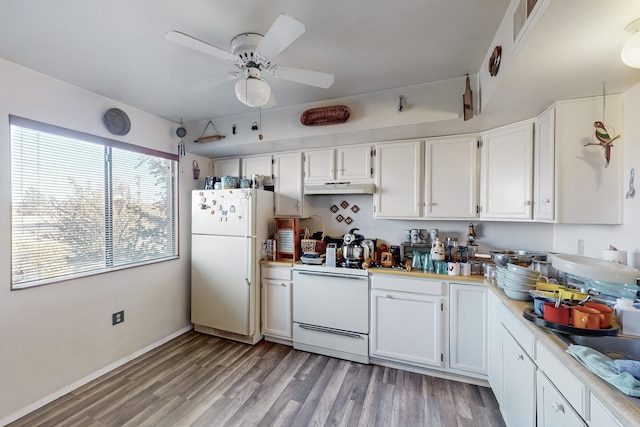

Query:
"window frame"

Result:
[[10, 115, 180, 290]]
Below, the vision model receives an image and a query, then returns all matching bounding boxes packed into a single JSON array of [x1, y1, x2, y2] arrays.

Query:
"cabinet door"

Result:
[[449, 283, 487, 376], [501, 327, 536, 427], [262, 278, 292, 339], [534, 108, 555, 221], [374, 140, 423, 218], [589, 394, 623, 427], [480, 122, 533, 220], [370, 289, 444, 367], [537, 371, 586, 427], [274, 152, 305, 217], [425, 135, 479, 218], [213, 157, 241, 177], [304, 149, 335, 182], [337, 145, 373, 181], [242, 155, 273, 184], [487, 291, 503, 401]]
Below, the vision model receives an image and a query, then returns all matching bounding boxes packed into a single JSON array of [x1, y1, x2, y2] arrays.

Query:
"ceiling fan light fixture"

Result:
[[621, 18, 640, 68], [235, 69, 271, 107]]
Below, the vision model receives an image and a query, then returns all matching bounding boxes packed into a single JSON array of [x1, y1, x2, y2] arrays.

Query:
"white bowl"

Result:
[[505, 271, 538, 285], [506, 263, 541, 279], [504, 280, 537, 291], [503, 287, 533, 301]]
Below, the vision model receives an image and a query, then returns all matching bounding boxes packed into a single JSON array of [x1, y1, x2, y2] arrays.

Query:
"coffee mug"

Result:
[[411, 229, 419, 243], [403, 229, 412, 243], [419, 229, 428, 243], [430, 229, 439, 244], [448, 262, 460, 275], [460, 262, 471, 276]]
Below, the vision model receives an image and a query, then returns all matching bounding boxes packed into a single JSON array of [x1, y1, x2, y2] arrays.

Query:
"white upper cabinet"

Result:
[[336, 145, 373, 181], [552, 95, 623, 224], [374, 140, 423, 218], [534, 107, 555, 221], [304, 145, 373, 183], [424, 135, 479, 219], [241, 155, 273, 184], [480, 121, 534, 220], [304, 149, 335, 182], [212, 157, 241, 178], [274, 152, 308, 218]]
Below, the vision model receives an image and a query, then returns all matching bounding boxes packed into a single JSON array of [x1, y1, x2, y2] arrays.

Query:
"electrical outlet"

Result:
[[112, 310, 124, 325]]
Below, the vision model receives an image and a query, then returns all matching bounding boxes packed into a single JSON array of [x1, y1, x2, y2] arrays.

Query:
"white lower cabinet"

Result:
[[501, 326, 537, 427], [449, 283, 487, 377], [370, 275, 444, 368], [487, 291, 503, 400], [537, 370, 586, 427], [589, 394, 623, 427], [261, 265, 292, 342]]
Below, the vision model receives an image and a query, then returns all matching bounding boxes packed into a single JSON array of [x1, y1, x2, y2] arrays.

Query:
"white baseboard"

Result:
[[1, 325, 193, 427]]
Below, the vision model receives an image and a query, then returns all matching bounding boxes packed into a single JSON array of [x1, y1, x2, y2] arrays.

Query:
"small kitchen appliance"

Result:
[[342, 227, 366, 268]]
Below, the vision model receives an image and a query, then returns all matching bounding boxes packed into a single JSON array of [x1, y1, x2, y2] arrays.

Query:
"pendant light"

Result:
[[235, 68, 271, 107], [621, 18, 640, 68]]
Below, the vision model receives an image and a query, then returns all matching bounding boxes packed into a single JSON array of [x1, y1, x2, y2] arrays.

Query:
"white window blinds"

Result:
[[10, 116, 178, 289]]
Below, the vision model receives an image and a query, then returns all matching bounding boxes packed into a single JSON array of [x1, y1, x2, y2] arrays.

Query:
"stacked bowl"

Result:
[[502, 264, 541, 301]]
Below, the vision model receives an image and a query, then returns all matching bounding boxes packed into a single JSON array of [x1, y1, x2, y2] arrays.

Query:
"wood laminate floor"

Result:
[[9, 331, 505, 427]]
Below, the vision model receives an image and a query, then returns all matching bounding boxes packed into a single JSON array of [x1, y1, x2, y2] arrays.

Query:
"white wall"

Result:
[[553, 82, 640, 267], [0, 58, 208, 424]]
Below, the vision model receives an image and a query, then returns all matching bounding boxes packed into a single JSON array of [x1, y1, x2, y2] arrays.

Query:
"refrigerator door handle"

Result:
[[245, 278, 250, 287]]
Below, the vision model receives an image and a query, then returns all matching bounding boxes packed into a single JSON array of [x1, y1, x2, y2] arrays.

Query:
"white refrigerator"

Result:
[[191, 189, 274, 344]]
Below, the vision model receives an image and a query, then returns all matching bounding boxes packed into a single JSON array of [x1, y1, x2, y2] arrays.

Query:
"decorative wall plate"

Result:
[[341, 201, 349, 209], [488, 45, 502, 77], [345, 217, 353, 224], [103, 108, 131, 136], [330, 205, 339, 213], [351, 205, 360, 213], [336, 214, 344, 222]]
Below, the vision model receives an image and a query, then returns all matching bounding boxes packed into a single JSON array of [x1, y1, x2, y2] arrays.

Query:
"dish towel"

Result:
[[614, 359, 640, 381], [566, 345, 640, 397]]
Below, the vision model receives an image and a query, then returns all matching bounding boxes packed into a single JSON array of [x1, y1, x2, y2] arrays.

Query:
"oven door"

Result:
[[293, 270, 369, 334]]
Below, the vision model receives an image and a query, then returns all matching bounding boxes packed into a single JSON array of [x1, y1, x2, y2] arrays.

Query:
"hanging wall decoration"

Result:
[[583, 84, 620, 168], [301, 105, 351, 126], [462, 74, 473, 121], [194, 120, 225, 143], [176, 119, 186, 157]]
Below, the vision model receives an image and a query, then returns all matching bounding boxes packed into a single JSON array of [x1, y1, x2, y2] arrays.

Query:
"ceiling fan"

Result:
[[166, 14, 335, 108]]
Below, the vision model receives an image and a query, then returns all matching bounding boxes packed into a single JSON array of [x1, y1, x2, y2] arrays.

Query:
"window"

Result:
[[10, 116, 179, 289]]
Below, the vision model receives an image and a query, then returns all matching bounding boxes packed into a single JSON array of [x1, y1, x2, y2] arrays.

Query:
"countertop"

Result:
[[367, 267, 486, 284], [259, 260, 294, 267], [489, 281, 640, 426]]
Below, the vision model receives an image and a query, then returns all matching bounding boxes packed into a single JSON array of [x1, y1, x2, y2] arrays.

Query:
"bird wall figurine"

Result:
[[584, 121, 620, 168]]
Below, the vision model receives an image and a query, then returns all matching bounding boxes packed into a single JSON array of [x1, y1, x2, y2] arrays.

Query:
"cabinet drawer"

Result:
[[537, 370, 586, 426], [261, 266, 292, 281], [536, 340, 585, 416], [499, 302, 535, 356], [589, 394, 623, 427], [371, 275, 445, 295], [293, 322, 368, 364]]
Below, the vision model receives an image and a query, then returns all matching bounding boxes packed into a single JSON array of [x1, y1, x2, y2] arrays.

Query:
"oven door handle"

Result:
[[298, 323, 363, 339], [296, 271, 368, 280]]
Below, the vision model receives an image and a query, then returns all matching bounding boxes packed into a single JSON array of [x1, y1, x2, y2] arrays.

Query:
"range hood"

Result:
[[303, 182, 376, 195]]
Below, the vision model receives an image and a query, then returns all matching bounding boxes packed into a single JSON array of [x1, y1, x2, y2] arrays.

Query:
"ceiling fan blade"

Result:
[[186, 72, 239, 93], [270, 65, 335, 88], [256, 14, 305, 60], [166, 31, 237, 63]]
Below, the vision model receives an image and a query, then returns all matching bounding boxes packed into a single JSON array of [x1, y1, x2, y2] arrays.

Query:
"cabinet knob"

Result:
[[524, 200, 532, 206], [382, 293, 393, 299], [552, 402, 565, 413], [516, 354, 524, 361], [544, 198, 551, 204]]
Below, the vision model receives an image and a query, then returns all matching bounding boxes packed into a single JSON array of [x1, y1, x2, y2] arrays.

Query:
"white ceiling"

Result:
[[1, 0, 639, 141], [0, 0, 510, 123]]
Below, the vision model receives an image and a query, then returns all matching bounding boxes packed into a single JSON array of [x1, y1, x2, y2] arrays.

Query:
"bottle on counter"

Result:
[[466, 222, 476, 246]]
